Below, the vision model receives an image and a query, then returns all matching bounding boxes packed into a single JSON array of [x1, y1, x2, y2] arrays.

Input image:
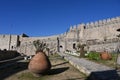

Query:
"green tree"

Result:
[[77, 43, 86, 57]]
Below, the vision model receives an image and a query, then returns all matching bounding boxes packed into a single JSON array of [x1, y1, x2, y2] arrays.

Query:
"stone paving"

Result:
[[58, 52, 120, 80]]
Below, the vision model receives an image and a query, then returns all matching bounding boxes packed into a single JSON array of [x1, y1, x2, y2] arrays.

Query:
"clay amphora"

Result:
[[28, 51, 51, 76], [100, 52, 112, 60]]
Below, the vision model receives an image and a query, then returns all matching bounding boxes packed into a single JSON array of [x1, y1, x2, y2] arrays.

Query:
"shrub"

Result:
[[33, 40, 48, 53], [86, 51, 100, 60]]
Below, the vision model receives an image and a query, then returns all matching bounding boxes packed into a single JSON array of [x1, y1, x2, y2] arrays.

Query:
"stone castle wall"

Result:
[[66, 17, 120, 41], [0, 16, 120, 55], [17, 35, 59, 55], [0, 35, 10, 50], [88, 42, 119, 52], [63, 16, 120, 52], [0, 35, 19, 50]]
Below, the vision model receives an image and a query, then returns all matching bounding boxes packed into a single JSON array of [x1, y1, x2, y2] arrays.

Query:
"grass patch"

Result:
[[49, 53, 60, 58], [17, 72, 48, 80], [86, 51, 100, 60], [49, 53, 64, 61], [85, 51, 120, 68]]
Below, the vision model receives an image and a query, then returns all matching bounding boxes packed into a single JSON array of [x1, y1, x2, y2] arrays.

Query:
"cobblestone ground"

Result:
[[1, 56, 86, 80]]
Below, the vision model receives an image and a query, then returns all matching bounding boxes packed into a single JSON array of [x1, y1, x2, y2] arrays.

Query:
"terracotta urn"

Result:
[[28, 51, 51, 76], [100, 51, 112, 60]]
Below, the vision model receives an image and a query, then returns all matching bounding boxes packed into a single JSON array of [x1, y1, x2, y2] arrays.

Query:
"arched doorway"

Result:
[[73, 43, 76, 49], [59, 45, 63, 52]]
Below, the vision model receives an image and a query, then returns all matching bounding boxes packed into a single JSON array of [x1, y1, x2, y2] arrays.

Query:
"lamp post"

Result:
[[115, 28, 120, 70]]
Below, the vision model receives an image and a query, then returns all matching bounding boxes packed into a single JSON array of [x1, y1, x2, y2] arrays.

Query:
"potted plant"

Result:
[[28, 40, 51, 77]]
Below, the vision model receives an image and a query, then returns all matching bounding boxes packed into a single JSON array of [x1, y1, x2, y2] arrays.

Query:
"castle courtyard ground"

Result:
[[0, 55, 86, 80], [1, 53, 120, 80]]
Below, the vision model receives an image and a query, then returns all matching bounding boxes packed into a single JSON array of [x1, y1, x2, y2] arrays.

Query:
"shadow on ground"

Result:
[[47, 67, 69, 75], [0, 61, 29, 80], [86, 70, 120, 80], [52, 61, 69, 67], [0, 61, 69, 80]]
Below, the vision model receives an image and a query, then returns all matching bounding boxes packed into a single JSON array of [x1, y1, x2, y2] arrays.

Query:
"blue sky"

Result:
[[0, 0, 120, 37]]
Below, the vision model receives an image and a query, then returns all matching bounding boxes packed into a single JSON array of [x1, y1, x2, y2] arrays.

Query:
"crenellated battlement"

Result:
[[68, 16, 120, 31], [67, 16, 120, 42], [84, 16, 120, 29]]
